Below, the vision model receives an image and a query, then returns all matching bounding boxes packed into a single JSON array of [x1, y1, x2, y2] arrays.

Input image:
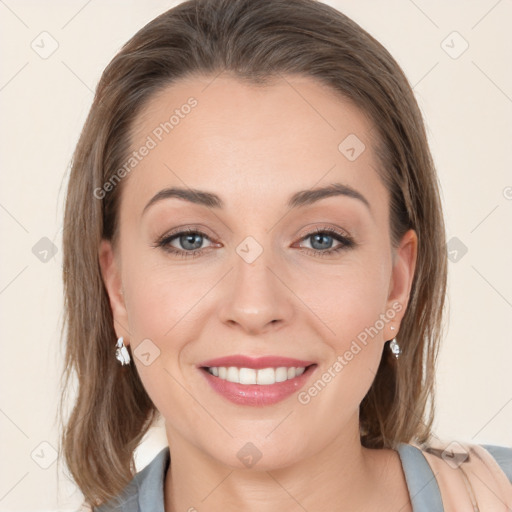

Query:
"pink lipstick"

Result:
[[197, 354, 317, 406]]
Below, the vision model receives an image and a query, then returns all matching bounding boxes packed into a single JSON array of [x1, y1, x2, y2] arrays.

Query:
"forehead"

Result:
[[123, 73, 387, 217]]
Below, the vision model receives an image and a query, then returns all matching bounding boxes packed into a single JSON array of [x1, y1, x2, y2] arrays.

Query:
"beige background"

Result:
[[1, 0, 511, 510]]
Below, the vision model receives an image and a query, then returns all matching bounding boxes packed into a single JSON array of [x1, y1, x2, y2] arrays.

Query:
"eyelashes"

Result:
[[153, 226, 356, 259]]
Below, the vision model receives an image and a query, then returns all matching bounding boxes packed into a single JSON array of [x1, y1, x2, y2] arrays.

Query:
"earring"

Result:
[[389, 338, 401, 359], [389, 326, 401, 359], [115, 337, 131, 365]]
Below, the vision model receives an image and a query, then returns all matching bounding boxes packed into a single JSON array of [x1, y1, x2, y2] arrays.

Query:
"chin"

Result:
[[201, 430, 310, 471]]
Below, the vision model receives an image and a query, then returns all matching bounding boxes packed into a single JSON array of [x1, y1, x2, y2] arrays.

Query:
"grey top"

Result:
[[95, 443, 512, 511]]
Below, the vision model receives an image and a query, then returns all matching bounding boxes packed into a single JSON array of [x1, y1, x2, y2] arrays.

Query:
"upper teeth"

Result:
[[207, 366, 306, 385]]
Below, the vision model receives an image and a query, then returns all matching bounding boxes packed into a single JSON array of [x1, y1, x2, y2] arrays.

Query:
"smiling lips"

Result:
[[198, 355, 317, 406]]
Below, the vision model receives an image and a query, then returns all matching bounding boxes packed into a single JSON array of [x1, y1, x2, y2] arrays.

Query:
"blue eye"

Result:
[[298, 227, 355, 257], [155, 228, 213, 258], [154, 226, 355, 259]]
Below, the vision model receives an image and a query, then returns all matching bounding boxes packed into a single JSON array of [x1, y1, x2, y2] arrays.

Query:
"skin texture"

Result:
[[99, 73, 417, 511]]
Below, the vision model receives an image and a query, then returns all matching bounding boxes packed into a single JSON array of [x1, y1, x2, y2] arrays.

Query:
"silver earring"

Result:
[[389, 338, 401, 359], [115, 337, 131, 365], [389, 326, 400, 359]]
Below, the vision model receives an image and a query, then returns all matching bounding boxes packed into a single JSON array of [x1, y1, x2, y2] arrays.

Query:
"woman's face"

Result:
[[100, 73, 417, 469]]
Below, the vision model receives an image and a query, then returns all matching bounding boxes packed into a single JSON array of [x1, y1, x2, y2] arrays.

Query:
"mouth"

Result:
[[197, 355, 318, 406]]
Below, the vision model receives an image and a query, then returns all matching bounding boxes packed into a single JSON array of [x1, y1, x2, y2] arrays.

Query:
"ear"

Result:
[[98, 239, 130, 343], [385, 228, 418, 338]]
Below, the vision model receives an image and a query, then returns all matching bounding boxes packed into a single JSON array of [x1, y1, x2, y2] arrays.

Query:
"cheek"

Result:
[[296, 252, 391, 342], [124, 271, 193, 335], [121, 245, 215, 339], [295, 251, 391, 397], [120, 258, 207, 423]]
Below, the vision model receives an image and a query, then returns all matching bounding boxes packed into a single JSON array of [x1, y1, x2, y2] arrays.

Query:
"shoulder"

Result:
[[399, 441, 512, 480], [94, 447, 170, 512], [397, 440, 512, 511], [396, 442, 444, 510], [419, 440, 512, 484], [480, 443, 512, 483]]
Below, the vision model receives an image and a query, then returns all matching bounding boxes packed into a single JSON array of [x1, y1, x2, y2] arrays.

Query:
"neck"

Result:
[[163, 416, 384, 512]]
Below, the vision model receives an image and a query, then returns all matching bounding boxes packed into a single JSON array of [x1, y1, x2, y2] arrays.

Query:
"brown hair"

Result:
[[59, 0, 447, 507]]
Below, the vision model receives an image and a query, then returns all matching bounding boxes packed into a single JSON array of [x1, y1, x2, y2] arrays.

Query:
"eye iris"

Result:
[[311, 233, 333, 250], [180, 233, 203, 250]]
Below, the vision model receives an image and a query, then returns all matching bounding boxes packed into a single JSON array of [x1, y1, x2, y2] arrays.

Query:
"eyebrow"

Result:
[[142, 182, 371, 215]]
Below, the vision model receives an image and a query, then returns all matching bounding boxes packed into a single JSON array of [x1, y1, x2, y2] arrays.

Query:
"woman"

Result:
[[59, 0, 512, 510]]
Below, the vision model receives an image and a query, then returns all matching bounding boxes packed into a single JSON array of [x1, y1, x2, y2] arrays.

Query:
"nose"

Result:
[[217, 245, 295, 335]]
